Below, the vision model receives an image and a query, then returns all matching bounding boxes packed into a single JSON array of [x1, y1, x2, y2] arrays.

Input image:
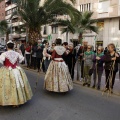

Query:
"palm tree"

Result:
[[61, 11, 98, 43], [75, 11, 98, 43], [0, 20, 11, 43], [11, 0, 79, 43]]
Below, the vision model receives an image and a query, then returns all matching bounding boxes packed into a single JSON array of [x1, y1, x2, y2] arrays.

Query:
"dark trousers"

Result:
[[21, 52, 25, 64], [68, 62, 75, 80], [26, 54, 30, 67], [37, 57, 45, 72], [44, 59, 51, 72], [93, 69, 103, 87], [22, 51, 25, 57], [31, 57, 37, 69], [105, 70, 116, 89]]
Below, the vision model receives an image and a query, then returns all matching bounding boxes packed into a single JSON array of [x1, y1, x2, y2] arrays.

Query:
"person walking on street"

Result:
[[74, 44, 81, 81], [49, 43, 56, 54], [66, 43, 76, 80], [62, 42, 69, 65], [31, 42, 37, 70], [92, 46, 104, 90], [0, 41, 32, 106], [20, 41, 25, 57], [83, 45, 94, 87], [36, 40, 44, 72], [25, 42, 31, 68], [44, 38, 73, 92]]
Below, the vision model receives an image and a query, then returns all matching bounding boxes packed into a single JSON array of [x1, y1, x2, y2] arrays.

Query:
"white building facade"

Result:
[[43, 0, 120, 48], [1, 0, 120, 48]]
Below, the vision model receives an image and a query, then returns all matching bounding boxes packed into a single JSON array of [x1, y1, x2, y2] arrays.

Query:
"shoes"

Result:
[[110, 88, 113, 94], [104, 88, 109, 92]]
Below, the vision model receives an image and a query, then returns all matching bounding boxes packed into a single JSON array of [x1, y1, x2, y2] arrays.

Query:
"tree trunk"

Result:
[[78, 33, 83, 44], [66, 31, 68, 43], [28, 28, 42, 44], [6, 32, 9, 43]]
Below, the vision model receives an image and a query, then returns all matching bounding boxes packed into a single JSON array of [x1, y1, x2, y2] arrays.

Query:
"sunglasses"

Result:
[[87, 48, 91, 49], [97, 49, 101, 51]]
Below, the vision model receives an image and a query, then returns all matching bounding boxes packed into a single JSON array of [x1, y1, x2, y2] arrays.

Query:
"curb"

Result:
[[73, 81, 120, 97], [21, 65, 120, 97]]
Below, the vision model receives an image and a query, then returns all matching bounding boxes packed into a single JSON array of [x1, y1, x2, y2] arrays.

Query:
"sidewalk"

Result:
[[73, 61, 120, 96], [21, 64, 120, 96]]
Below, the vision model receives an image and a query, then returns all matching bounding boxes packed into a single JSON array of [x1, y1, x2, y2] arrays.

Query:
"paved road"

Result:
[[0, 69, 120, 120]]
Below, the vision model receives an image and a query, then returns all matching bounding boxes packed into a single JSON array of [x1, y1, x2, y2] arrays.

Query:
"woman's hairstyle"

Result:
[[63, 42, 68, 46], [108, 43, 115, 49], [52, 43, 56, 46], [98, 46, 104, 52], [45, 42, 49, 45], [55, 38, 62, 45], [7, 43, 14, 49], [87, 45, 92, 49]]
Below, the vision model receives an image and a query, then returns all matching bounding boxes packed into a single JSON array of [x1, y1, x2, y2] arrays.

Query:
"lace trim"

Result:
[[54, 46, 66, 55], [5, 51, 19, 64]]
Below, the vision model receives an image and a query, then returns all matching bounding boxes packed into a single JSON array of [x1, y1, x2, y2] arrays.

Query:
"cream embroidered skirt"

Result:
[[0, 67, 33, 106], [44, 61, 73, 92]]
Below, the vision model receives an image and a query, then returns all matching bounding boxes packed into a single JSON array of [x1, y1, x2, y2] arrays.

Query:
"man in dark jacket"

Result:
[[67, 43, 76, 80], [77, 40, 88, 80], [20, 41, 25, 56], [36, 40, 44, 72], [31, 42, 37, 69]]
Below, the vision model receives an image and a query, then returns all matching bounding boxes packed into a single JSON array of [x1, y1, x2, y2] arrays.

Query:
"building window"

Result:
[[52, 26, 58, 34], [80, 3, 91, 12]]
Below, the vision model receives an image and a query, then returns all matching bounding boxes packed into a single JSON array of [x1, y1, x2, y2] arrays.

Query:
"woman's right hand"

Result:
[[112, 57, 116, 61], [96, 57, 100, 60]]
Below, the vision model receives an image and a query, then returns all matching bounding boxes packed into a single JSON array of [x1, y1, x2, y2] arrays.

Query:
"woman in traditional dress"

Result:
[[0, 41, 33, 106], [44, 38, 73, 92]]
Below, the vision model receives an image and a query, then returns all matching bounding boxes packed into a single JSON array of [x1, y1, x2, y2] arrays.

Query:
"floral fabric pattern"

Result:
[[44, 61, 73, 92]]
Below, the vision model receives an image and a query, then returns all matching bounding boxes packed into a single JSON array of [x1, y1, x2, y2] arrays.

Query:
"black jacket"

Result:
[[36, 45, 44, 58], [101, 53, 120, 72]]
